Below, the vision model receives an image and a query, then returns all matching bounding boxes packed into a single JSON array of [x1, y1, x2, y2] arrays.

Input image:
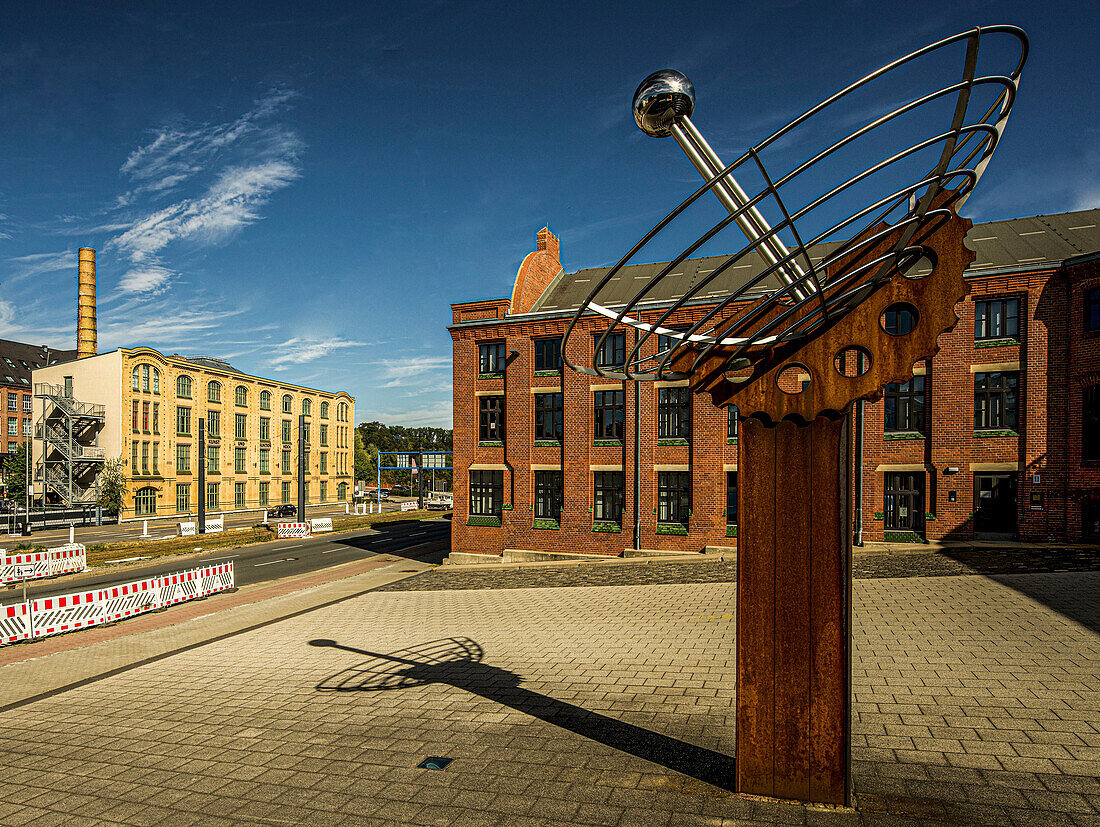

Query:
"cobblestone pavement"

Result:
[[376, 545, 1100, 592], [0, 570, 1097, 825]]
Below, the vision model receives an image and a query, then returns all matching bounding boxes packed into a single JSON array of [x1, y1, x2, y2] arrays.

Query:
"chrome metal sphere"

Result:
[[633, 69, 696, 138]]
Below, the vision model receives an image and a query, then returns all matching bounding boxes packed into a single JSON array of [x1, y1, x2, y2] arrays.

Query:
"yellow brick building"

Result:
[[32, 347, 355, 520]]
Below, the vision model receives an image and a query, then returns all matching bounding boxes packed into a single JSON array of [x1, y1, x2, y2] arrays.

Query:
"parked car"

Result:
[[361, 488, 390, 500], [391, 484, 412, 496], [267, 504, 297, 519]]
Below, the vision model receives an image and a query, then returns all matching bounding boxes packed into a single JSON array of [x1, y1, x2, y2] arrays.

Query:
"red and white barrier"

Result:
[[277, 522, 311, 538], [1, 544, 87, 585], [0, 562, 234, 646]]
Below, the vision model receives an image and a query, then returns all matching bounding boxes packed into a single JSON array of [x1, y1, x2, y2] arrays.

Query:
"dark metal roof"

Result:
[[0, 339, 78, 390], [171, 354, 247, 376], [526, 209, 1100, 315]]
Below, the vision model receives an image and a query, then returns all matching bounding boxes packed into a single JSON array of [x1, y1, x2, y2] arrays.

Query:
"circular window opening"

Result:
[[776, 364, 812, 395], [897, 248, 936, 279], [834, 346, 872, 378], [725, 357, 755, 384], [881, 303, 919, 336]]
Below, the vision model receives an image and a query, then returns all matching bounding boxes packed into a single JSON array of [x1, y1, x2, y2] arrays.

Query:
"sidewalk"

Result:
[[0, 553, 1096, 825]]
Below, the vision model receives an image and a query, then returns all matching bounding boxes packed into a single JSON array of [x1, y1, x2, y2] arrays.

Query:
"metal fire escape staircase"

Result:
[[34, 383, 106, 506]]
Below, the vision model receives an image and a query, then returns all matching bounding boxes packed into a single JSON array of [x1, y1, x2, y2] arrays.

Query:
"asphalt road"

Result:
[[2, 499, 417, 548], [1, 517, 450, 605]]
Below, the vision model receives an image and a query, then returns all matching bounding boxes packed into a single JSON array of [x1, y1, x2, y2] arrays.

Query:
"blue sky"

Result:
[[0, 1, 1096, 427]]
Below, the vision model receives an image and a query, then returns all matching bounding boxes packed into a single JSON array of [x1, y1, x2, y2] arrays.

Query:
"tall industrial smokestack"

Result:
[[77, 247, 97, 359]]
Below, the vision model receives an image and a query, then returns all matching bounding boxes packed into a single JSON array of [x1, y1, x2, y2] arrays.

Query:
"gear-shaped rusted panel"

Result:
[[679, 193, 974, 422]]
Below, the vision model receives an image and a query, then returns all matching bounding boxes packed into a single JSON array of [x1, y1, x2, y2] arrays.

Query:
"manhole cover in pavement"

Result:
[[417, 757, 453, 770]]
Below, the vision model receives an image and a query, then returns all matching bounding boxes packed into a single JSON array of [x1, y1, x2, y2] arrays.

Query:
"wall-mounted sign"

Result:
[[1030, 491, 1044, 511]]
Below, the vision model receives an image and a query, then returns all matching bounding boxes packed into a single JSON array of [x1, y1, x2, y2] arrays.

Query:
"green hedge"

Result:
[[532, 519, 560, 530], [656, 523, 688, 535], [592, 521, 622, 533], [466, 515, 502, 527]]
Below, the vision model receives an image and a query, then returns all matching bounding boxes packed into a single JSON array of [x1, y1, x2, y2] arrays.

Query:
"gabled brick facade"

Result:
[[451, 218, 1100, 560]]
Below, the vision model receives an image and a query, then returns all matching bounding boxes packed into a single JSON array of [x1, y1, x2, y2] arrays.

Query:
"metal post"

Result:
[[633, 379, 641, 551], [417, 451, 425, 509], [297, 415, 306, 523], [198, 417, 206, 534]]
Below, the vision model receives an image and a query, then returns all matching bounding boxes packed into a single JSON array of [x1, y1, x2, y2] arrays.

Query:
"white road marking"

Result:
[[283, 544, 303, 549], [254, 557, 297, 567], [104, 555, 153, 563]]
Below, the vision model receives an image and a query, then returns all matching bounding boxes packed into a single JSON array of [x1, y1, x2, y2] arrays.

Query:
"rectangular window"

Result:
[[974, 297, 1020, 340], [657, 387, 691, 440], [176, 406, 191, 435], [235, 482, 245, 509], [657, 471, 691, 527], [207, 445, 219, 474], [152, 443, 158, 473], [726, 471, 738, 526], [234, 446, 246, 474], [206, 483, 218, 510], [534, 337, 562, 372], [22, 419, 30, 437], [235, 413, 247, 440], [1085, 385, 1100, 462], [533, 470, 562, 521], [142, 401, 149, 432], [727, 406, 739, 440], [319, 424, 328, 446], [22, 395, 31, 413], [281, 420, 291, 443], [593, 390, 624, 440], [6, 417, 14, 437], [176, 444, 190, 473], [884, 472, 924, 533], [141, 442, 149, 475], [152, 403, 159, 434], [207, 410, 220, 439], [469, 470, 503, 517], [6, 394, 16, 412], [259, 448, 270, 473], [259, 416, 270, 441], [657, 327, 687, 356], [594, 332, 625, 368], [258, 481, 269, 506], [974, 372, 1019, 430], [132, 400, 139, 432], [593, 471, 624, 525], [320, 481, 327, 501], [478, 341, 506, 375], [533, 392, 563, 441], [479, 396, 505, 442], [132, 441, 138, 472], [320, 452, 328, 474], [884, 376, 926, 433], [281, 449, 291, 473], [281, 481, 291, 504], [176, 483, 190, 514], [1086, 288, 1100, 333]]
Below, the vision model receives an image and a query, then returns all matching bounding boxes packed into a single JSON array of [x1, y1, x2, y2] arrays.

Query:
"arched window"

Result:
[[320, 401, 329, 419], [302, 398, 312, 417], [235, 385, 248, 406], [337, 482, 349, 501], [132, 367, 140, 391], [177, 375, 192, 398], [1084, 385, 1100, 462], [282, 394, 292, 413], [260, 390, 271, 410], [208, 381, 222, 404], [337, 402, 347, 421], [134, 486, 158, 517], [141, 364, 150, 392], [152, 368, 160, 394]]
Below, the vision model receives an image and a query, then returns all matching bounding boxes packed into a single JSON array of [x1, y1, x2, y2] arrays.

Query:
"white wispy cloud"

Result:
[[269, 336, 369, 369], [373, 355, 452, 388], [100, 88, 304, 296]]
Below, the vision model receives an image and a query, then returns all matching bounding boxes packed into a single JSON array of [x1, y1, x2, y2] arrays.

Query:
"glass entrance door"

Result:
[[974, 473, 1018, 536]]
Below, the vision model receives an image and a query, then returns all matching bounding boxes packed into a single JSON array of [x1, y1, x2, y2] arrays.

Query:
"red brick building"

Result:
[[450, 212, 1100, 560], [0, 340, 77, 461]]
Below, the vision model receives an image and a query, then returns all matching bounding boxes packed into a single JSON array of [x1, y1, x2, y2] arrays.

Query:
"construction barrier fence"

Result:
[[277, 522, 311, 538], [0, 561, 235, 646], [308, 517, 333, 533], [0, 544, 87, 585]]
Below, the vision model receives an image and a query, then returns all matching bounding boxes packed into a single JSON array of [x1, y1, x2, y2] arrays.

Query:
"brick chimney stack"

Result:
[[509, 227, 562, 315], [77, 247, 97, 359]]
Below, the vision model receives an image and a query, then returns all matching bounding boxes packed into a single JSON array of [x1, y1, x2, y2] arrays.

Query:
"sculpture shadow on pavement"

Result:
[[308, 636, 737, 790]]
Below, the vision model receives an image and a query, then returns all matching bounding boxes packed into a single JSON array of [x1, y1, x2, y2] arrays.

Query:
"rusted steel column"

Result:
[[737, 413, 850, 804]]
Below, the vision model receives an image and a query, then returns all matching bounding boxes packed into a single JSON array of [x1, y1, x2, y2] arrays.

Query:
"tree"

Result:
[[353, 431, 375, 485], [2, 444, 28, 501], [98, 457, 126, 515]]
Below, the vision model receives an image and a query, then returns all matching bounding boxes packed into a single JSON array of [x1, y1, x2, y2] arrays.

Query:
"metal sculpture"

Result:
[[560, 26, 1027, 805]]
